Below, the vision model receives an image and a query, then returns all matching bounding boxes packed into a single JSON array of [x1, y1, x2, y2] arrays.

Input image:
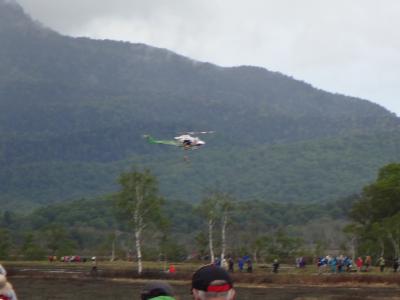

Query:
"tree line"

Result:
[[346, 163, 400, 261], [1, 163, 399, 273]]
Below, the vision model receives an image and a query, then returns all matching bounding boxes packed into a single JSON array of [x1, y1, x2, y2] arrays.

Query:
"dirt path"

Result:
[[10, 277, 400, 300]]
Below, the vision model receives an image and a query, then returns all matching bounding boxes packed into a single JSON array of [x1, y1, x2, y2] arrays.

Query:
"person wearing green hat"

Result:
[[141, 281, 176, 300]]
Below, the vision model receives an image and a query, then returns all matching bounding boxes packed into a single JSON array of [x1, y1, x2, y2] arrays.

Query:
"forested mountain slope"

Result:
[[1, 0, 399, 210]]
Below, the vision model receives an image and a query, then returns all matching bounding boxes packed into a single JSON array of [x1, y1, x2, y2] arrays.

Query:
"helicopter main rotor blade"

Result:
[[186, 131, 215, 135]]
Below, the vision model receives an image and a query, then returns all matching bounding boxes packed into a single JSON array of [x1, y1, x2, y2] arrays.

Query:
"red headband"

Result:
[[207, 284, 231, 293]]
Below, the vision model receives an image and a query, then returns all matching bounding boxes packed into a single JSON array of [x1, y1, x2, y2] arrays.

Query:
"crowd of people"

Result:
[[48, 255, 97, 263], [317, 255, 400, 273], [139, 254, 400, 300], [214, 256, 253, 273], [317, 255, 354, 273], [212, 255, 283, 274]]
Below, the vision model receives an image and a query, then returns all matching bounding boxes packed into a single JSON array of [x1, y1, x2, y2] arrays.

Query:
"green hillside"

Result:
[[0, 0, 399, 210], [2, 131, 400, 211]]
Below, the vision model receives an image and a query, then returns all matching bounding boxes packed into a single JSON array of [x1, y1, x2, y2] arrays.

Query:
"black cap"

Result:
[[141, 281, 174, 300], [191, 265, 233, 292]]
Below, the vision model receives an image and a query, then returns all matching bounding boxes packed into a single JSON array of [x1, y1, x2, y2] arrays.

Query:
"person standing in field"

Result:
[[221, 258, 228, 271], [317, 256, 328, 274], [356, 257, 363, 272], [228, 257, 234, 273], [238, 257, 244, 272], [272, 259, 280, 273], [378, 256, 385, 272], [329, 256, 337, 273], [168, 264, 176, 274], [393, 258, 399, 272], [246, 258, 253, 273], [365, 255, 372, 271]]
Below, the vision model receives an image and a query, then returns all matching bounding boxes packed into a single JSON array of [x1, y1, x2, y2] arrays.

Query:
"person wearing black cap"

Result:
[[191, 265, 236, 300], [141, 281, 176, 300]]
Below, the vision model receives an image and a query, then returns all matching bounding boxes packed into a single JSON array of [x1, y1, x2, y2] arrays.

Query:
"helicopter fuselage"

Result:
[[174, 134, 205, 148]]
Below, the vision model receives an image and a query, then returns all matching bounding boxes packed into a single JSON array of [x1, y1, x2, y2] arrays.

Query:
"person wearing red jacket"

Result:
[[356, 257, 363, 271]]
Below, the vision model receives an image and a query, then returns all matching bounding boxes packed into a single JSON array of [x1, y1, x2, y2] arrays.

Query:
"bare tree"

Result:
[[197, 192, 235, 263]]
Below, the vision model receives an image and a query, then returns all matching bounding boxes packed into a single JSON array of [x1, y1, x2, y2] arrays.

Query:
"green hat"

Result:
[[141, 281, 175, 300]]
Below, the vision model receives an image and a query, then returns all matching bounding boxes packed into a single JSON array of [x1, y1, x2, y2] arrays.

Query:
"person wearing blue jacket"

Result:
[[238, 257, 244, 272], [329, 256, 337, 273]]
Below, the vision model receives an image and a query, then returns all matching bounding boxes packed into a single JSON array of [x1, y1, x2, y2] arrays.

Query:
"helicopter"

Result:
[[143, 131, 214, 160]]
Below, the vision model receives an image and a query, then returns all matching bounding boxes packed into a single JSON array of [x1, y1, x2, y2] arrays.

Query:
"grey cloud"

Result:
[[17, 0, 400, 115], [18, 0, 211, 33]]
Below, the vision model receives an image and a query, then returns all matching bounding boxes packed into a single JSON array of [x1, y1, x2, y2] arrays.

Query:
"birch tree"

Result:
[[114, 169, 163, 274], [343, 224, 360, 262], [197, 196, 219, 263], [218, 194, 235, 261]]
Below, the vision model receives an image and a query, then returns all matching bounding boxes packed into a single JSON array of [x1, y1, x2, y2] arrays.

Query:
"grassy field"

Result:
[[3, 261, 400, 299], [3, 260, 400, 286]]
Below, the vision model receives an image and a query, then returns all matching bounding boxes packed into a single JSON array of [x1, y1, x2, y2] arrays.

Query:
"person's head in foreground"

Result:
[[141, 281, 176, 300], [0, 274, 17, 300], [191, 265, 236, 300]]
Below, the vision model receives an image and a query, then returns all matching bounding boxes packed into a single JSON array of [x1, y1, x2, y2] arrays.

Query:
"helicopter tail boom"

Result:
[[143, 135, 181, 146]]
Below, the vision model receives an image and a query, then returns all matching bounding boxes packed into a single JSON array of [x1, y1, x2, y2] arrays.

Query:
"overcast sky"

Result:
[[17, 0, 400, 115]]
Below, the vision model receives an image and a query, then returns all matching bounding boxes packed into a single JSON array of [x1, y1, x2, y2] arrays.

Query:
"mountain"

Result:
[[1, 0, 400, 210]]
